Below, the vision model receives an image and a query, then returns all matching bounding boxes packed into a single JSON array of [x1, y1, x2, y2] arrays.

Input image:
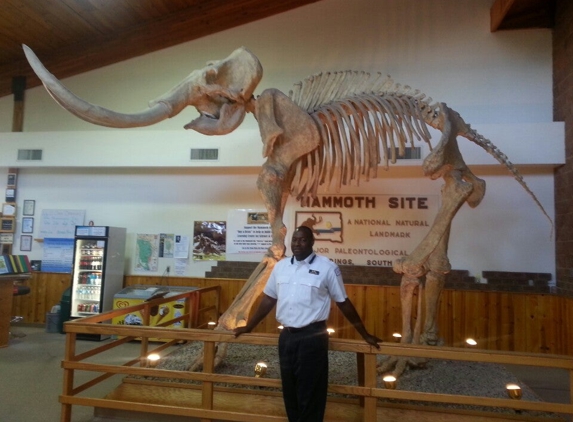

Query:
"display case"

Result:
[[112, 285, 198, 342], [70, 226, 126, 340]]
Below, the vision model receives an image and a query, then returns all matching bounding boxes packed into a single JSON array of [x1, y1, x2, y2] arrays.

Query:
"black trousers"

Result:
[[278, 321, 329, 422]]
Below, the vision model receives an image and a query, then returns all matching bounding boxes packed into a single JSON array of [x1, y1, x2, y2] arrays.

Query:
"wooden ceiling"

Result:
[[0, 0, 556, 99], [0, 0, 323, 98]]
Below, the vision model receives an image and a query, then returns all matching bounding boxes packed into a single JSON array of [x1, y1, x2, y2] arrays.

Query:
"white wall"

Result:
[[0, 0, 561, 281]]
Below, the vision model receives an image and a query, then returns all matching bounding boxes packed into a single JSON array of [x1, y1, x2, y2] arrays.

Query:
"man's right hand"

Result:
[[233, 326, 251, 338]]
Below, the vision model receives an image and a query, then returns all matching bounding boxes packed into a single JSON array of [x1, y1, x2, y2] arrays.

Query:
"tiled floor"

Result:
[[0, 326, 570, 422]]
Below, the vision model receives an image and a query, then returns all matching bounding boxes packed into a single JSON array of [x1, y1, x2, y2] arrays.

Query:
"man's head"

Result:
[[291, 226, 314, 261]]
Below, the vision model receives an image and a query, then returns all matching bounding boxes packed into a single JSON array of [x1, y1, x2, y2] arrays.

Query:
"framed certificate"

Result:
[[23, 200, 35, 216], [7, 173, 17, 187], [2, 203, 16, 217], [0, 217, 15, 232], [22, 217, 34, 233], [5, 188, 15, 203], [20, 235, 32, 251], [0, 233, 14, 244]]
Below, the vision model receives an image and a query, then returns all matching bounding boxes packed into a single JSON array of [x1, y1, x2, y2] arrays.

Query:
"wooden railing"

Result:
[[58, 293, 573, 422]]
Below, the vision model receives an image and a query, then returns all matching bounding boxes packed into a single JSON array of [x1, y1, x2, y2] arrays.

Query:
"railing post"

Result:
[[60, 332, 76, 422], [356, 352, 365, 406], [140, 302, 151, 364], [191, 290, 200, 328], [362, 351, 377, 422], [200, 340, 215, 422]]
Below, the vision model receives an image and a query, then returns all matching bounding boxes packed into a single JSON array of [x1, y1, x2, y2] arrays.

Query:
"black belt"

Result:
[[282, 320, 326, 333]]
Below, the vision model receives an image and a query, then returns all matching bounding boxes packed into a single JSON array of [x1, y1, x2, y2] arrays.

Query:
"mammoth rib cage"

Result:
[[290, 93, 435, 200]]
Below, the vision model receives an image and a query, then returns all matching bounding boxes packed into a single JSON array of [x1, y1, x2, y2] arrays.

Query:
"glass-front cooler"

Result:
[[69, 226, 126, 339]]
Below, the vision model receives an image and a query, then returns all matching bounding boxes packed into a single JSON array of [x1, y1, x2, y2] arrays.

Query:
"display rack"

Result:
[[0, 168, 18, 255]]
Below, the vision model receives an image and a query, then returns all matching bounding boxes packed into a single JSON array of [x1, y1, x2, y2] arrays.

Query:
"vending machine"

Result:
[[70, 226, 126, 339]]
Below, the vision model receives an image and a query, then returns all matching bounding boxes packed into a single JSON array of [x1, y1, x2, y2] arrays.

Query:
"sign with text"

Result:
[[294, 194, 439, 267], [227, 209, 272, 254]]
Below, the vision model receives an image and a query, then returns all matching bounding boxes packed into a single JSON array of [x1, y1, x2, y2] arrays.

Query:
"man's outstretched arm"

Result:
[[233, 293, 277, 337], [336, 298, 381, 348]]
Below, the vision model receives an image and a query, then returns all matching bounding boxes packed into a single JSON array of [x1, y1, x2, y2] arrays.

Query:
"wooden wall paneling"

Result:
[[524, 294, 538, 353], [483, 291, 500, 350], [370, 285, 389, 341], [435, 290, 447, 346], [340, 284, 365, 339], [11, 273, 573, 357], [469, 291, 488, 347], [512, 294, 527, 352], [527, 294, 544, 353], [448, 290, 463, 347], [497, 292, 514, 350], [561, 296, 572, 355], [539, 295, 561, 354], [34, 275, 47, 323], [566, 297, 573, 355], [439, 290, 455, 347], [546, 295, 563, 354], [387, 286, 402, 339]]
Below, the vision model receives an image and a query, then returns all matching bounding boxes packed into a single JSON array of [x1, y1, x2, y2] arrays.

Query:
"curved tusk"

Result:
[[23, 44, 173, 128]]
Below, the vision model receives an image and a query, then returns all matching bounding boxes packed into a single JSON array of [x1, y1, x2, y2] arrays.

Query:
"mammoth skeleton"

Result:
[[24, 45, 550, 375]]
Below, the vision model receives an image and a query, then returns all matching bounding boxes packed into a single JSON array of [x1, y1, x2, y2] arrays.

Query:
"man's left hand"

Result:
[[364, 333, 382, 349]]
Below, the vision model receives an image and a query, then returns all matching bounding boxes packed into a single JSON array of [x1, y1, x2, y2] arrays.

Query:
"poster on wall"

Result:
[[42, 238, 74, 273], [134, 234, 159, 272], [174, 235, 190, 275], [291, 194, 439, 267], [193, 221, 226, 261], [159, 233, 175, 258], [227, 209, 272, 254]]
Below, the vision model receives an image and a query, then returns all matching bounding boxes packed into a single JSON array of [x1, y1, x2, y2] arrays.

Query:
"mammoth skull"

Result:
[[23, 45, 263, 135]]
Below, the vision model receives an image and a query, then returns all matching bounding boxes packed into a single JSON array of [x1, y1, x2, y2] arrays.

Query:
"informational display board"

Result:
[[227, 209, 272, 254], [291, 194, 439, 267], [39, 209, 85, 239]]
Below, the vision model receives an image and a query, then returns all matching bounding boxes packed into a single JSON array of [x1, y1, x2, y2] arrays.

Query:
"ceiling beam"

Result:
[[491, 0, 555, 32], [491, 0, 516, 32]]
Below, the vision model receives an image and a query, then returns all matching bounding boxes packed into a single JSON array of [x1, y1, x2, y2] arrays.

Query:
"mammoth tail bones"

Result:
[[24, 46, 552, 369]]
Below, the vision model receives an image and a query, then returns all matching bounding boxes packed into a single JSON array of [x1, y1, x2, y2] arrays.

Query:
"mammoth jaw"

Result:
[[185, 102, 246, 136]]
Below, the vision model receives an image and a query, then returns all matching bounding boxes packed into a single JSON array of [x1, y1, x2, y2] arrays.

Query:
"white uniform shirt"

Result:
[[264, 252, 348, 328]]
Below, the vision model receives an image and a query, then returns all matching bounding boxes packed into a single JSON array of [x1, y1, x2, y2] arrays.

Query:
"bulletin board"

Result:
[[39, 209, 86, 239]]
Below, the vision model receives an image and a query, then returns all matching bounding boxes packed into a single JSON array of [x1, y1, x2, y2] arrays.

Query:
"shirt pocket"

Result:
[[275, 275, 292, 297], [298, 277, 323, 306]]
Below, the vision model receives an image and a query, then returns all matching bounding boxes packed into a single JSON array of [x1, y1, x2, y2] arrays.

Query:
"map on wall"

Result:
[[135, 233, 159, 272]]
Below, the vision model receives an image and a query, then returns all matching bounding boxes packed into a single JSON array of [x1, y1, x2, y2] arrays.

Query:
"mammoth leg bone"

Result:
[[394, 170, 472, 339], [381, 105, 478, 377], [379, 175, 467, 377], [420, 226, 451, 346]]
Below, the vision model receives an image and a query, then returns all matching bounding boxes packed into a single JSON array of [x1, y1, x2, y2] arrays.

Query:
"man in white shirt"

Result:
[[234, 226, 380, 422]]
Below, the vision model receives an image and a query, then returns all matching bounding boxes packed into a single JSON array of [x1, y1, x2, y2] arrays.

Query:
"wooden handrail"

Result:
[[58, 286, 573, 422]]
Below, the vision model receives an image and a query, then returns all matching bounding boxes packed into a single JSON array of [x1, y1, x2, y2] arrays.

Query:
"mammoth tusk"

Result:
[[23, 44, 177, 128]]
